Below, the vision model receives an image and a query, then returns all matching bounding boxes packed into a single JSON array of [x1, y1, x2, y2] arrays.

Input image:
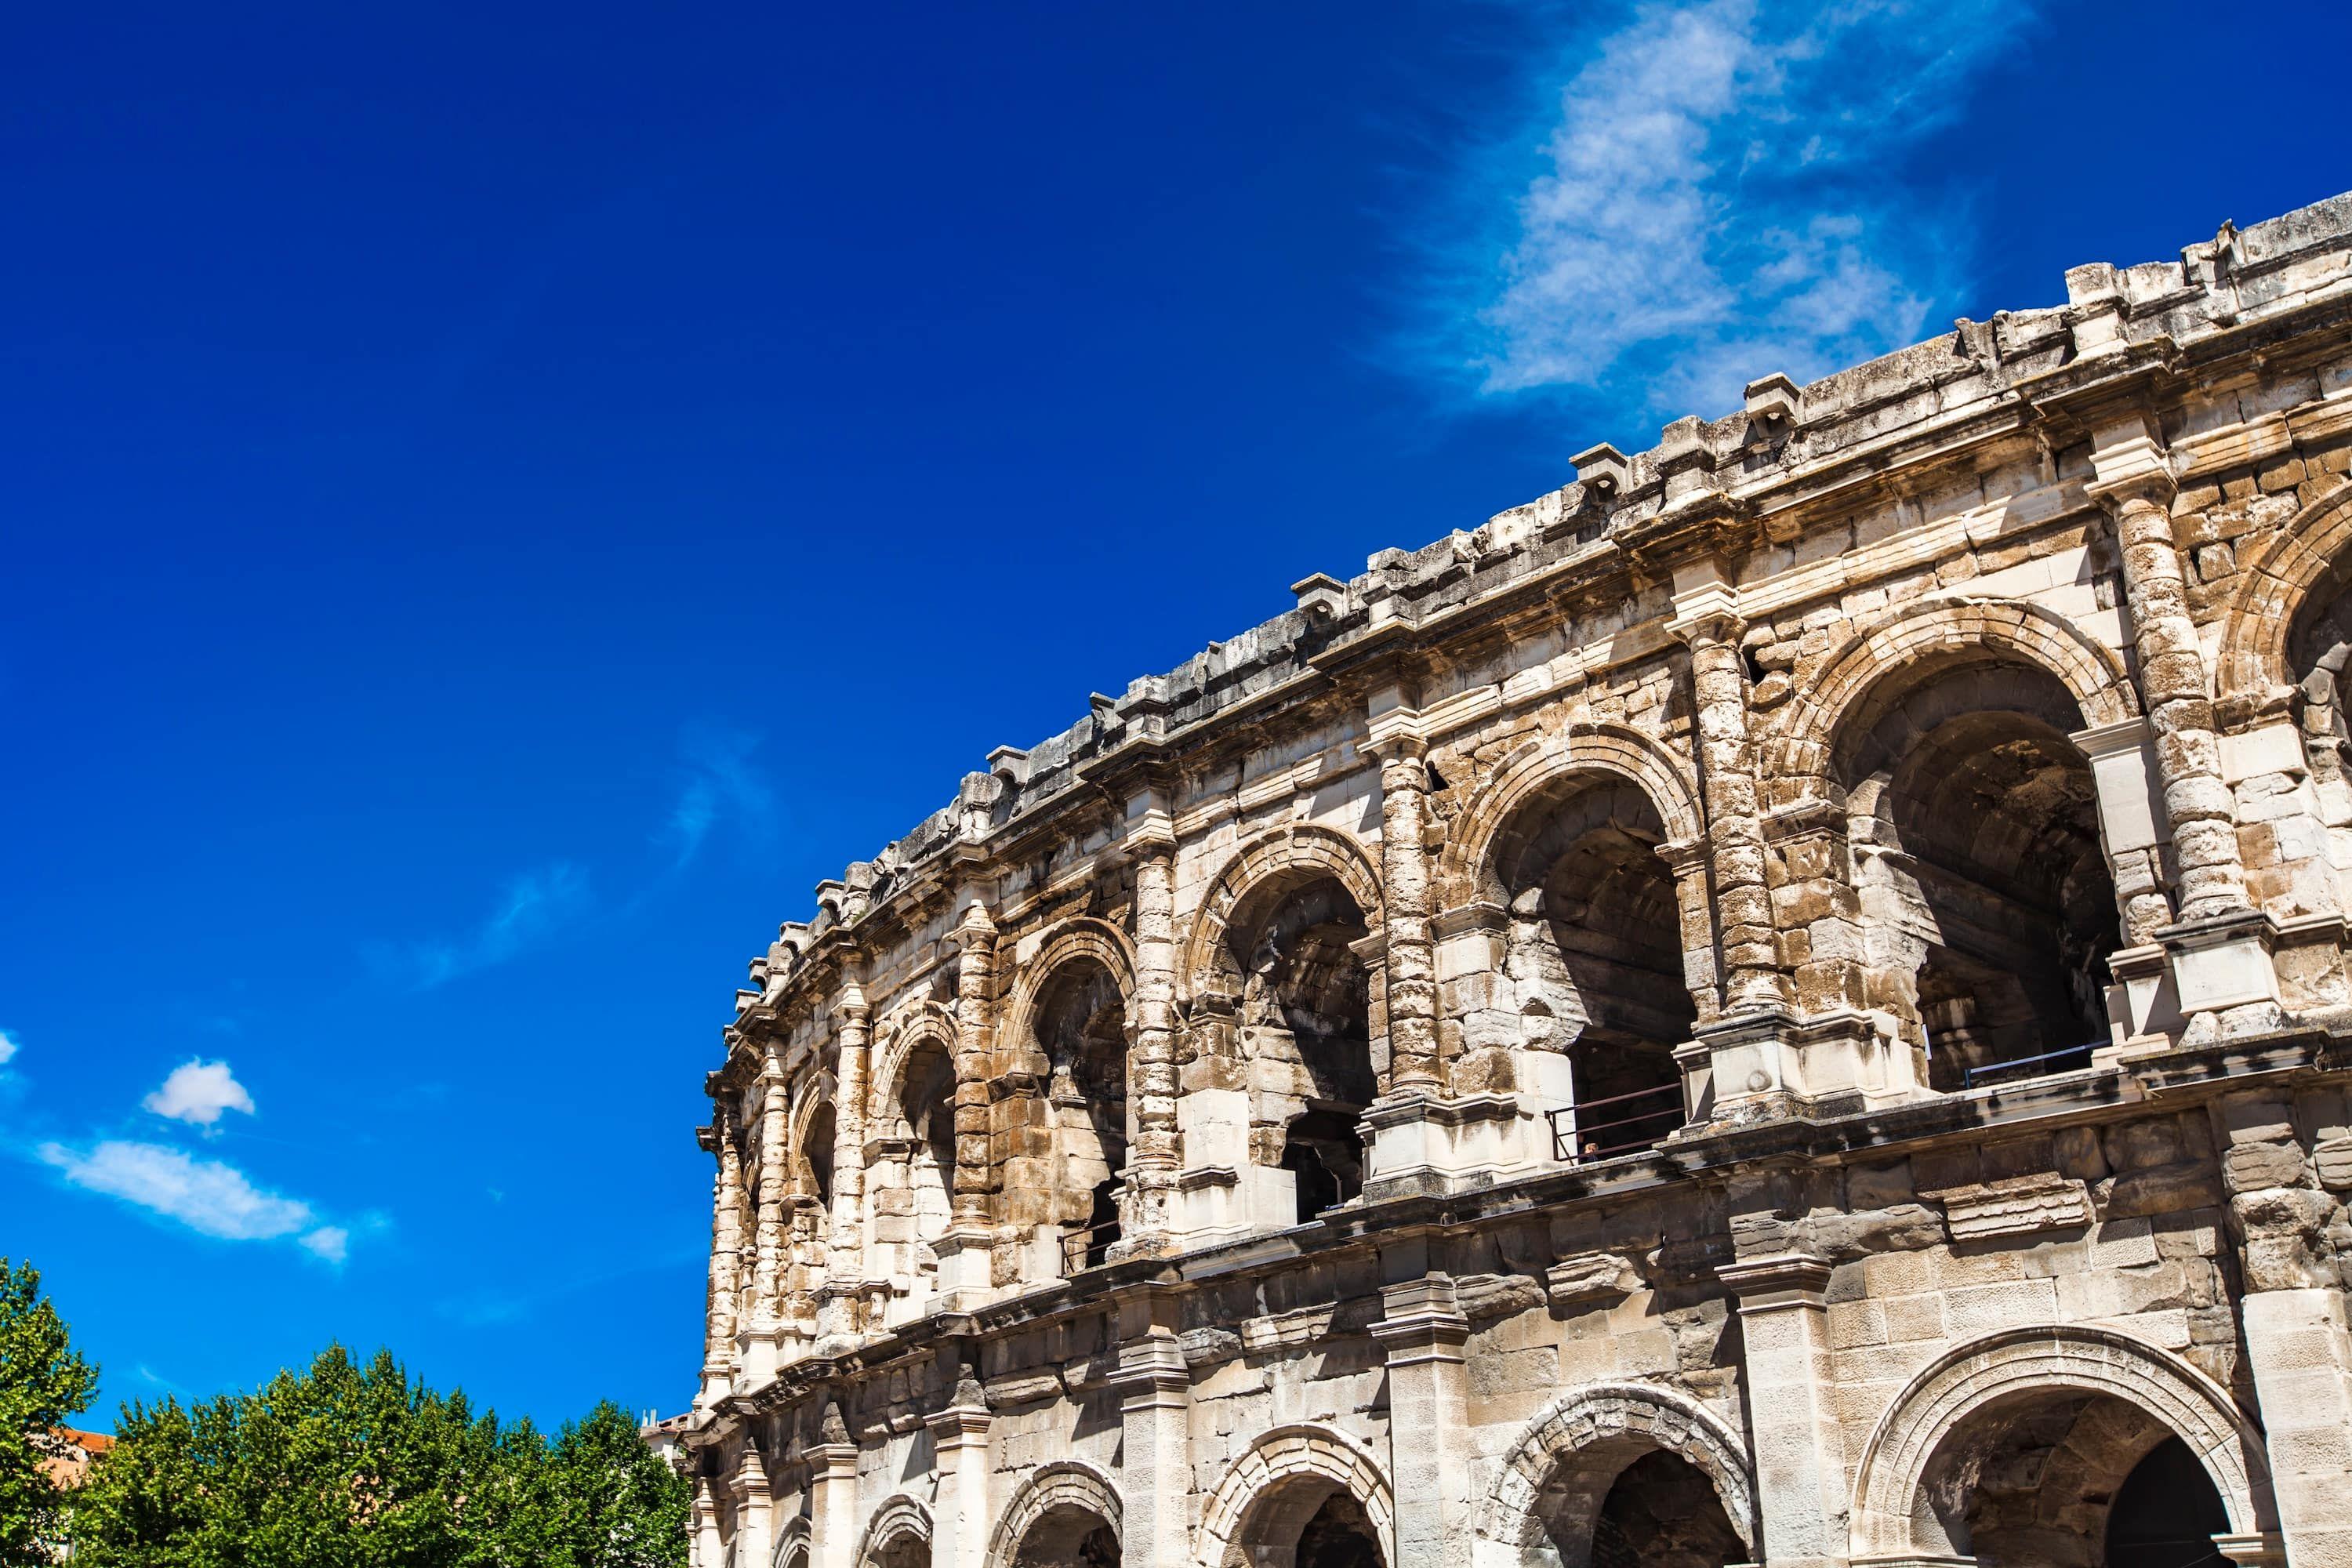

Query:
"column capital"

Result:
[[806, 1439, 859, 1479], [1718, 1249, 1834, 1306], [2085, 412, 2178, 512], [1371, 1273, 1471, 1361], [952, 900, 996, 948]]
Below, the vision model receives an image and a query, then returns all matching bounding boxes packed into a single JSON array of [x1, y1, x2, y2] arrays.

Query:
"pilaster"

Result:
[[820, 979, 872, 1348], [1371, 1269, 1473, 1568], [1118, 784, 1181, 1258], [944, 900, 999, 1293], [926, 1361, 994, 1568], [700, 1109, 746, 1406], [1111, 1284, 1194, 1568], [742, 1057, 792, 1382], [809, 1426, 862, 1568], [731, 1443, 775, 1568], [1720, 1249, 1849, 1568]]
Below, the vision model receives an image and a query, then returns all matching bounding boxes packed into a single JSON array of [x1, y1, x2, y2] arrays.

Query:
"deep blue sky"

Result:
[[6, 0, 2348, 1430]]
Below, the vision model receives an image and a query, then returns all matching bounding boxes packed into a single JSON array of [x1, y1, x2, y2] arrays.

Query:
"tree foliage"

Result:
[[71, 1345, 688, 1568], [0, 1257, 99, 1566]]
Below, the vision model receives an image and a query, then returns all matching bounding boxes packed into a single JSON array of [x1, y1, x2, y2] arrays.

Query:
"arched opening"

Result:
[[869, 1534, 930, 1568], [1491, 779, 1692, 1160], [877, 1039, 956, 1311], [1007, 1503, 1118, 1568], [1508, 1429, 1748, 1568], [801, 1101, 836, 1210], [1224, 1473, 1385, 1568], [1027, 960, 1128, 1271], [1835, 656, 2120, 1090], [1232, 877, 1372, 1221], [1590, 1451, 1745, 1568], [1913, 1389, 2230, 1568]]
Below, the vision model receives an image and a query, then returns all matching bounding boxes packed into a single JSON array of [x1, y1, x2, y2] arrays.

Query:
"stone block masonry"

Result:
[[684, 193, 2352, 1568]]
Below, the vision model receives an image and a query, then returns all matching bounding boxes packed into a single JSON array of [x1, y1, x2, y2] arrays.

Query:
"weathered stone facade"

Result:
[[681, 194, 2352, 1568]]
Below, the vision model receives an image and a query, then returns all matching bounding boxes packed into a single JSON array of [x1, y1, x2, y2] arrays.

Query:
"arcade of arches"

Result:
[[685, 198, 2352, 1568]]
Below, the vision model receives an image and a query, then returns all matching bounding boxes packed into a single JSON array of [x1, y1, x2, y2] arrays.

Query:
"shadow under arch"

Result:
[[1196, 1423, 1396, 1568], [857, 1493, 935, 1568], [1474, 1381, 1757, 1568], [983, 1459, 1123, 1568], [1848, 1324, 2275, 1563]]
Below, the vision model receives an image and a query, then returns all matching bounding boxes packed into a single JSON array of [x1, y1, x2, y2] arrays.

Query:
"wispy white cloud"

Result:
[[143, 1058, 256, 1127], [0, 1029, 18, 1066], [363, 860, 593, 990], [1413, 0, 2035, 418], [659, 725, 777, 869], [38, 1138, 348, 1261]]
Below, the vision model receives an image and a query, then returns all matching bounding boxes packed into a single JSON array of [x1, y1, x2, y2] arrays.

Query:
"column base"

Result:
[[2161, 909, 2284, 1033], [1359, 1088, 1544, 1201], [1678, 1005, 1928, 1128], [2212, 1532, 2286, 1567]]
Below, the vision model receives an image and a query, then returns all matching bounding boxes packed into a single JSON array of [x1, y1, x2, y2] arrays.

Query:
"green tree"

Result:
[[71, 1345, 688, 1567], [0, 1257, 100, 1566]]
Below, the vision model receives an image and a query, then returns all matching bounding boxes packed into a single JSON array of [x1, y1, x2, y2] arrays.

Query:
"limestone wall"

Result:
[[682, 194, 2352, 1568]]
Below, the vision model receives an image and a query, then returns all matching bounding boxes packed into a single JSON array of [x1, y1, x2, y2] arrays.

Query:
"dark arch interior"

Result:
[[1918, 1390, 2227, 1568], [1590, 1450, 1745, 1568], [1229, 876, 1371, 1221], [1010, 1503, 1118, 1568], [2107, 1436, 2230, 1568], [1494, 779, 1692, 1158], [896, 1040, 956, 1269], [1836, 656, 2120, 1089], [802, 1101, 835, 1210], [870, 1532, 930, 1568], [1031, 960, 1129, 1268], [1295, 1492, 1384, 1568], [2288, 568, 2352, 787]]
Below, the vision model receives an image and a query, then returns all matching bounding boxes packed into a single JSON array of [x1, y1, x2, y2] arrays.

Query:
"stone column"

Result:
[[821, 981, 871, 1345], [1719, 1250, 1849, 1568], [809, 1407, 861, 1568], [1112, 1285, 1195, 1568], [2217, 1093, 2352, 1568], [2090, 422, 2281, 1034], [691, 1481, 724, 1568], [927, 1356, 994, 1568], [1373, 731, 1442, 1091], [699, 1109, 746, 1406], [2108, 492, 2249, 918], [939, 900, 998, 1294], [1671, 590, 1788, 1012], [732, 1445, 775, 1568], [950, 902, 997, 1227], [1122, 794, 1181, 1255], [742, 1057, 792, 1381], [1372, 1269, 1473, 1568]]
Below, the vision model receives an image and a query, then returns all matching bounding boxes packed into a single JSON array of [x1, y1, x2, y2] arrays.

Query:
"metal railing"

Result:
[[1961, 1041, 2099, 1090], [1548, 1081, 1685, 1163], [1061, 1218, 1123, 1273]]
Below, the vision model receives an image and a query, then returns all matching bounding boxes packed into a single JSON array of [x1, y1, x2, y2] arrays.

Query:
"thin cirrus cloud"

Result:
[[658, 724, 778, 870], [1408, 0, 2036, 420], [362, 727, 776, 990], [37, 1138, 349, 1262], [143, 1058, 256, 1126], [362, 859, 593, 992]]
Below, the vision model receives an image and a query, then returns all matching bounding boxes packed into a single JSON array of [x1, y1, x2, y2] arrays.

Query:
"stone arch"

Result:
[[1766, 598, 2139, 795], [1196, 1423, 1395, 1568], [774, 1516, 811, 1568], [1475, 1381, 1756, 1564], [867, 1004, 959, 1130], [996, 919, 1139, 1055], [1180, 824, 1385, 1008], [1848, 1324, 2274, 1561], [1436, 721, 1705, 909], [858, 1494, 935, 1568], [791, 1073, 838, 1206], [984, 1460, 1124, 1568], [2216, 475, 2352, 708]]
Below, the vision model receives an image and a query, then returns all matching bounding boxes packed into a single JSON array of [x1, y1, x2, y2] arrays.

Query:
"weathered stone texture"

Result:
[[688, 195, 2352, 1568]]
